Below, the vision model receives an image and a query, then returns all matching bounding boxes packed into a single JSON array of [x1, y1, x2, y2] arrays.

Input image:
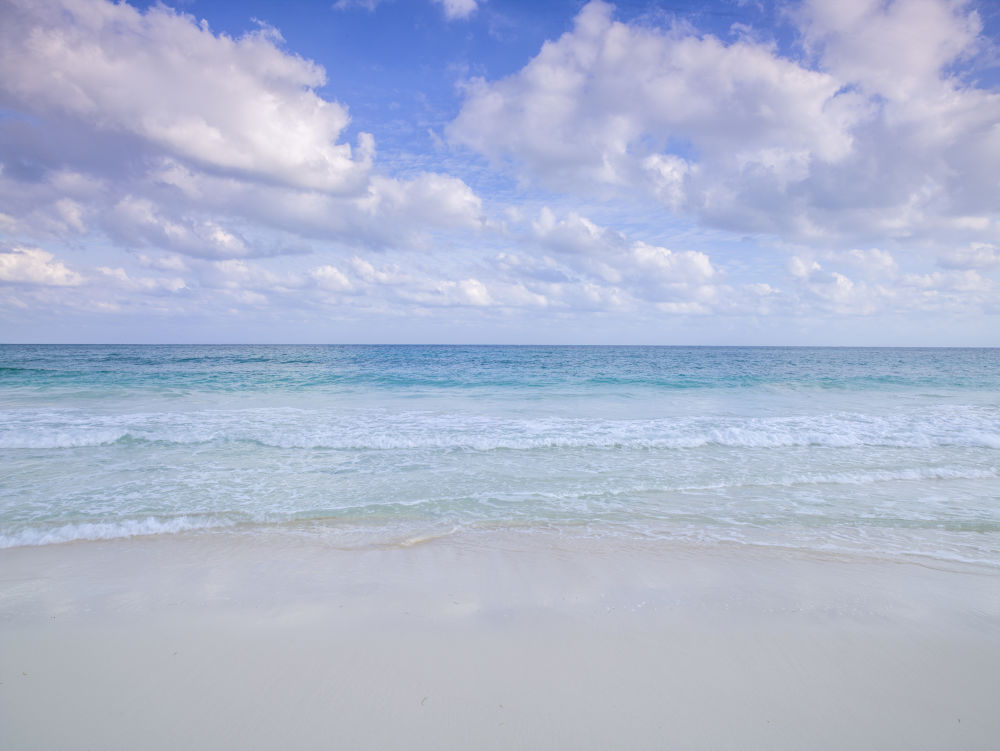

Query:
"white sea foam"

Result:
[[1, 407, 998, 450], [0, 516, 235, 549], [561, 465, 999, 498]]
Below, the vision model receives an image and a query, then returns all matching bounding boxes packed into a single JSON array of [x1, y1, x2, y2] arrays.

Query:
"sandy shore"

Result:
[[2, 530, 998, 750]]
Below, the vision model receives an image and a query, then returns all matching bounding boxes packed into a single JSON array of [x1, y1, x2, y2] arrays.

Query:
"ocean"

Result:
[[1, 344, 998, 565]]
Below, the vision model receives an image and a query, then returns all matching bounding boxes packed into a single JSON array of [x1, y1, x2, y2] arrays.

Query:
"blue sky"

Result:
[[1, 0, 998, 344]]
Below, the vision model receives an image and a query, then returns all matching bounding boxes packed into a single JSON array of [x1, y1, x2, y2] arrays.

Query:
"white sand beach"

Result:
[[2, 531, 998, 750]]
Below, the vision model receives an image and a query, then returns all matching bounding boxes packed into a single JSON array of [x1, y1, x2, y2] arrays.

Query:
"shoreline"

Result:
[[2, 531, 999, 749], [5, 516, 998, 569]]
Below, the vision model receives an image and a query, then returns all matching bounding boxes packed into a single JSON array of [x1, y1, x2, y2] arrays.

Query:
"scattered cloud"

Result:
[[830, 248, 899, 278], [449, 0, 1000, 249], [332, 0, 385, 11], [937, 243, 1000, 270], [0, 0, 367, 193], [532, 208, 717, 304], [97, 266, 187, 294], [0, 247, 84, 286], [0, 0, 996, 341], [432, 0, 479, 21], [0, 0, 483, 259], [334, 0, 479, 20]]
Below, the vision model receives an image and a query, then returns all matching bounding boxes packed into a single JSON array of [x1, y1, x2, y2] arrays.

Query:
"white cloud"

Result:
[[210, 259, 305, 294], [0, 168, 105, 239], [349, 257, 409, 286], [137, 254, 190, 273], [787, 257, 883, 313], [0, 0, 483, 259], [363, 173, 483, 231], [432, 0, 479, 21], [902, 268, 991, 292], [97, 266, 186, 294], [54, 199, 86, 233], [785, 249, 997, 317], [530, 209, 700, 292], [831, 248, 899, 277], [310, 265, 353, 292], [0, 0, 995, 342], [0, 0, 369, 193], [788, 256, 823, 281], [449, 0, 1000, 249], [795, 0, 982, 102], [139, 161, 483, 255], [106, 196, 253, 259], [335, 0, 479, 19], [529, 209, 722, 308], [450, 1, 863, 191], [632, 241, 714, 284], [938, 243, 1000, 270], [432, 278, 493, 306], [531, 208, 625, 256], [0, 247, 84, 286]]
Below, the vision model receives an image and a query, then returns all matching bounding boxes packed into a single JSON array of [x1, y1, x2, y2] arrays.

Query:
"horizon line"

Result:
[[3, 342, 998, 349]]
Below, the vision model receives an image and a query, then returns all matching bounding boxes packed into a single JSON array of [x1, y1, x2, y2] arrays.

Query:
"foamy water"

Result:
[[1, 345, 998, 563]]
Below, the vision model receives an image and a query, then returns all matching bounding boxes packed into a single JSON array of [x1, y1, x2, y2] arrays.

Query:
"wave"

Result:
[[577, 465, 1000, 498], [0, 428, 131, 448], [2, 408, 998, 450], [0, 515, 236, 549]]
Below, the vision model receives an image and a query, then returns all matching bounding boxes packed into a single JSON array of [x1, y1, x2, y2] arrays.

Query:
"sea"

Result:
[[1, 345, 998, 565]]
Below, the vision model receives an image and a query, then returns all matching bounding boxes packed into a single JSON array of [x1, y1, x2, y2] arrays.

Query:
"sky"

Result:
[[0, 0, 998, 344]]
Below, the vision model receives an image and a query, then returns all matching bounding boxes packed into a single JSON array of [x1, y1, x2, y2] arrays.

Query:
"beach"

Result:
[[2, 344, 999, 748], [3, 529, 998, 750], [3, 0, 999, 742]]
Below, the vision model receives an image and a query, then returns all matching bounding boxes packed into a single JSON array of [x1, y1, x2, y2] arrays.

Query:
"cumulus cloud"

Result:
[[0, 0, 483, 258], [0, 0, 994, 340], [409, 278, 493, 307], [0, 166, 106, 239], [310, 265, 353, 292], [632, 241, 714, 284], [450, 2, 863, 200], [362, 173, 483, 232], [786, 248, 996, 317], [105, 196, 254, 259], [795, 0, 982, 101], [140, 161, 483, 254], [531, 208, 717, 304], [0, 247, 84, 286], [449, 0, 1000, 249], [0, 0, 371, 193]]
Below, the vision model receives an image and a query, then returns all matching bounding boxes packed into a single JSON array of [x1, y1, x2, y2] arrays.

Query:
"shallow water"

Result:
[[1, 344, 998, 564]]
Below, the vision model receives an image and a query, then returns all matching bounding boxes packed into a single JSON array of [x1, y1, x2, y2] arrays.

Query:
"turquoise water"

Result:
[[1, 345, 998, 563]]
